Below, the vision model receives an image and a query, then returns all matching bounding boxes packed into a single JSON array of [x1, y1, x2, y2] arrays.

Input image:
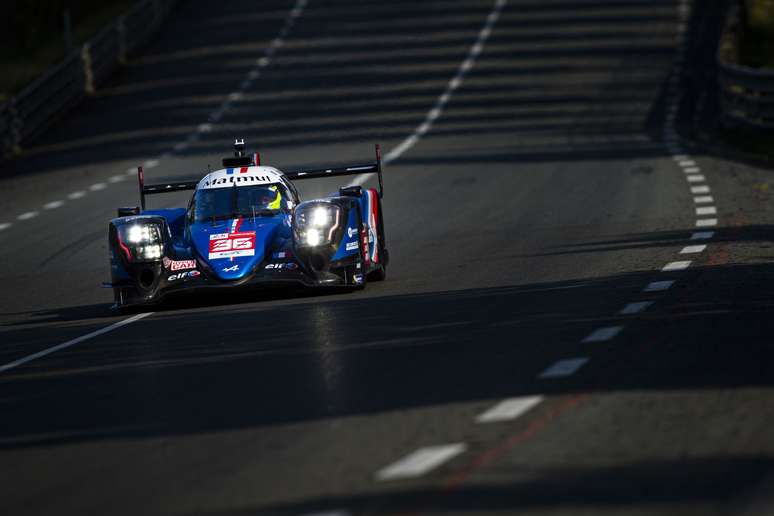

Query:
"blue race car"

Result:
[[106, 139, 388, 310]]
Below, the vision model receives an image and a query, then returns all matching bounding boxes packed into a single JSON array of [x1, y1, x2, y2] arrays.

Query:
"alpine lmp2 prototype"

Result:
[[106, 140, 388, 309]]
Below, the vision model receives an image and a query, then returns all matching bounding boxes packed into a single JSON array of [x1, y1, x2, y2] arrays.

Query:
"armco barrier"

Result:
[[718, 2, 774, 129], [0, 0, 177, 157]]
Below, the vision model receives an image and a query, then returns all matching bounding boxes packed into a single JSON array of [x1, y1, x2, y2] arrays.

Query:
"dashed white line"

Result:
[[0, 222, 11, 231], [691, 185, 711, 194], [0, 313, 153, 374], [68, 191, 86, 199], [376, 0, 507, 167], [662, 261, 692, 272], [672, 154, 690, 161], [125, 167, 137, 176], [696, 206, 717, 216], [582, 326, 623, 343], [696, 218, 718, 227], [375, 444, 467, 481], [620, 301, 653, 315], [17, 211, 39, 221], [43, 200, 64, 210], [680, 245, 706, 254], [89, 183, 107, 191], [678, 160, 696, 167], [143, 159, 160, 168], [683, 167, 701, 174], [694, 196, 714, 204], [644, 280, 674, 292], [475, 395, 543, 423], [691, 231, 715, 240], [539, 358, 589, 379], [108, 175, 126, 183], [686, 174, 706, 183]]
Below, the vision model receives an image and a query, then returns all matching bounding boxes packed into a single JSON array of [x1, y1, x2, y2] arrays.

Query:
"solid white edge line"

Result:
[[0, 313, 153, 374], [475, 395, 543, 423], [375, 443, 467, 481]]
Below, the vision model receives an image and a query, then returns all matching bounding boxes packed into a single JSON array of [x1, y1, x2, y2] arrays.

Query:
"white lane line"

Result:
[[68, 191, 86, 199], [350, 0, 507, 183], [696, 218, 718, 227], [0, 313, 153, 374], [678, 160, 696, 167], [662, 261, 692, 272], [644, 280, 674, 292], [143, 159, 160, 168], [691, 231, 715, 240], [694, 196, 714, 204], [686, 174, 706, 183], [43, 200, 64, 210], [0, 222, 11, 231], [582, 326, 623, 343], [681, 245, 707, 254], [475, 395, 543, 423], [672, 154, 690, 161], [539, 358, 589, 379], [89, 183, 107, 191], [683, 167, 701, 174], [620, 301, 653, 315], [108, 175, 126, 183], [125, 167, 137, 175], [17, 211, 39, 220], [696, 206, 717, 216], [375, 444, 467, 481], [691, 185, 711, 194]]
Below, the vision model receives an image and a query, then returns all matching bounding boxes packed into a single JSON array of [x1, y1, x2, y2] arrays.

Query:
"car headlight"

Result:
[[294, 202, 340, 247], [117, 223, 164, 261]]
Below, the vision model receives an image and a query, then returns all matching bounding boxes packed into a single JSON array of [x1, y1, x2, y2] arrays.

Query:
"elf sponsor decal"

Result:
[[208, 231, 256, 259], [347, 227, 358, 238], [346, 241, 359, 252], [168, 270, 200, 282], [265, 262, 298, 270]]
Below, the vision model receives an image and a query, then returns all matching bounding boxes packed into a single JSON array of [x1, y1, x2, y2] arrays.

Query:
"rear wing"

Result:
[[137, 165, 198, 210], [284, 144, 384, 198]]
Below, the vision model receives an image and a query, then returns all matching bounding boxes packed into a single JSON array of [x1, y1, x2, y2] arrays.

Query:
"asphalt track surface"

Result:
[[3, 0, 774, 515]]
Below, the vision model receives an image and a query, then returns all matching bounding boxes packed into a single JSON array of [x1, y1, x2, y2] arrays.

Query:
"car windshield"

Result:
[[192, 184, 288, 222]]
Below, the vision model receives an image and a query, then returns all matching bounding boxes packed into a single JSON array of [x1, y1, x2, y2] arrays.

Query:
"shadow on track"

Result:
[[1, 0, 683, 177]]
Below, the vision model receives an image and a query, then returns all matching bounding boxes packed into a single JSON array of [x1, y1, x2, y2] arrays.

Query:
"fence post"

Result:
[[81, 43, 96, 95]]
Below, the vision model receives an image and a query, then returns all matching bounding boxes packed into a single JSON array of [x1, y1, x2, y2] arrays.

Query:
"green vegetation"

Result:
[[740, 0, 774, 67], [0, 0, 134, 102]]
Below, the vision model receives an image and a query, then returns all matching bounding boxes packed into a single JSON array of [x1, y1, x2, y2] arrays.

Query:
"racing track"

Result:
[[3, 1, 774, 515]]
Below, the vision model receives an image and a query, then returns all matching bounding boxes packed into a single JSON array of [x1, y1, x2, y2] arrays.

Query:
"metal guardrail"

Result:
[[718, 2, 774, 129], [0, 0, 177, 156]]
